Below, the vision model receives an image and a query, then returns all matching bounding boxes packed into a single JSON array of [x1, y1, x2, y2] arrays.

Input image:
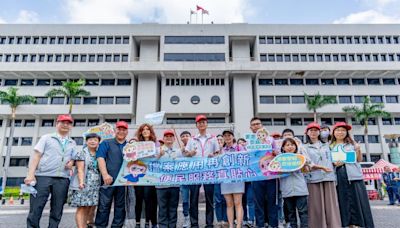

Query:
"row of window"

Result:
[[5, 137, 33, 146], [25, 96, 131, 105], [170, 95, 221, 105], [41, 118, 132, 127], [0, 53, 129, 63], [166, 78, 225, 86], [260, 53, 400, 63], [259, 78, 399, 86], [0, 36, 129, 45], [2, 158, 29, 167], [166, 118, 225, 124], [260, 117, 400, 127], [259, 35, 400, 45], [259, 95, 399, 104], [0, 78, 131, 87], [164, 36, 224, 44], [164, 53, 225, 61]]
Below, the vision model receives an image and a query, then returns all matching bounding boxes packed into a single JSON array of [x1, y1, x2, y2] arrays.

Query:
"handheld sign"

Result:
[[123, 141, 157, 161], [144, 111, 165, 125], [267, 153, 306, 172], [83, 122, 115, 142], [331, 144, 356, 163]]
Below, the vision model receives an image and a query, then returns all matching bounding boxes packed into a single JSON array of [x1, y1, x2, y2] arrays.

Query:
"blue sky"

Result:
[[0, 0, 399, 24]]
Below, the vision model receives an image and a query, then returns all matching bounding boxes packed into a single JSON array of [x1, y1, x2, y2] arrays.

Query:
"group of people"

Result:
[[24, 114, 375, 228], [382, 165, 400, 205]]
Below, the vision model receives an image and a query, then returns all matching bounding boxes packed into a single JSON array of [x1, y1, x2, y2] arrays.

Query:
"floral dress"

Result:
[[70, 149, 101, 207]]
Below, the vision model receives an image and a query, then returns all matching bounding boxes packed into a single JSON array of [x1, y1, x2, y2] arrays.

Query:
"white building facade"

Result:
[[0, 24, 400, 185]]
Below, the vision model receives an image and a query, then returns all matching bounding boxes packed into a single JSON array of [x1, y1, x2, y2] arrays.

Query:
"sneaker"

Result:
[[243, 221, 254, 228], [135, 222, 141, 228], [144, 223, 150, 228], [215, 221, 222, 228], [183, 216, 190, 228]]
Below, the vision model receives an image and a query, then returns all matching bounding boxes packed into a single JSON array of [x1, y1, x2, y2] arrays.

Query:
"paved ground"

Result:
[[0, 199, 399, 227]]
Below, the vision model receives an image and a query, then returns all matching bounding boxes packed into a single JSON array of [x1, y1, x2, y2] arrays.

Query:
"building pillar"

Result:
[[135, 74, 159, 124], [231, 74, 254, 137]]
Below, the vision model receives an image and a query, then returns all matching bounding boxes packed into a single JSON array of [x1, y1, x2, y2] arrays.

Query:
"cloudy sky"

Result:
[[0, 0, 399, 24]]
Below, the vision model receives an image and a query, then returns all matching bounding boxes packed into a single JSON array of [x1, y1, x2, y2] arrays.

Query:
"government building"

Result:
[[0, 24, 400, 185]]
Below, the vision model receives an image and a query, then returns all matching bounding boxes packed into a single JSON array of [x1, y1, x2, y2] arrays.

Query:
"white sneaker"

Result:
[[183, 216, 190, 228]]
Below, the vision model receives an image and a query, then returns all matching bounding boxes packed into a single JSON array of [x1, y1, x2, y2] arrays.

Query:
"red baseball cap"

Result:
[[305, 122, 321, 133], [163, 129, 175, 137], [195, 114, 207, 123], [332, 122, 352, 132], [115, 121, 129, 129], [271, 132, 281, 137], [56, 114, 73, 123]]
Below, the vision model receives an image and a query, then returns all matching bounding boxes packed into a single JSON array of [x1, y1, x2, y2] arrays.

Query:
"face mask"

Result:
[[321, 131, 330, 139]]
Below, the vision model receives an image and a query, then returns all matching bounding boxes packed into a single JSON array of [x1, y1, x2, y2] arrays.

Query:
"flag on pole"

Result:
[[202, 9, 209, 15], [190, 9, 197, 15], [196, 5, 205, 11]]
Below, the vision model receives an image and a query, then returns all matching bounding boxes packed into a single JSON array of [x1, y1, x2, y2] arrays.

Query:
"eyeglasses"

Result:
[[251, 122, 262, 126]]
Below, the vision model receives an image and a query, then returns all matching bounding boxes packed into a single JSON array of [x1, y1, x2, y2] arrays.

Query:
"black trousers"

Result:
[[188, 184, 214, 228], [157, 187, 180, 228], [27, 176, 69, 228], [283, 196, 308, 228], [135, 186, 158, 224], [95, 186, 126, 228]]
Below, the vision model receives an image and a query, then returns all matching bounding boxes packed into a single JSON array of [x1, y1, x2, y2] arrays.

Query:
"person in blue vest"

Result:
[[95, 121, 128, 228], [383, 165, 398, 205]]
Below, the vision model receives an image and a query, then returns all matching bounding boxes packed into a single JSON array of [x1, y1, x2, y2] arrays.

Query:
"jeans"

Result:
[[387, 186, 398, 204], [180, 185, 190, 217], [188, 184, 214, 228], [214, 184, 227, 222], [95, 186, 126, 228], [283, 196, 308, 228], [157, 187, 180, 228], [252, 180, 279, 228], [243, 182, 255, 222], [27, 176, 70, 228]]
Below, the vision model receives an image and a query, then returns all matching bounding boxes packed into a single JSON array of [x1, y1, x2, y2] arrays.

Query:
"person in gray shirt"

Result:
[[25, 114, 77, 228]]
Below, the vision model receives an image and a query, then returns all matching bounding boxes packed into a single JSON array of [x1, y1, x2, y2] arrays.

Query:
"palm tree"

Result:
[[343, 97, 390, 162], [304, 92, 337, 122], [45, 79, 90, 114], [0, 87, 36, 195]]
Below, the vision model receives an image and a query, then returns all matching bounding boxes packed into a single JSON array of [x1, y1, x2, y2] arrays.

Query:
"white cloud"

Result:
[[15, 10, 40, 23], [64, 0, 251, 24], [0, 17, 6, 24], [333, 9, 400, 23]]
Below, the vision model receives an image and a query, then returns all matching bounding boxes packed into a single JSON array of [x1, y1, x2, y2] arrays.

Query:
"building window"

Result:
[[290, 79, 303, 85], [291, 118, 302, 126], [166, 36, 226, 44], [164, 53, 225, 61], [274, 79, 288, 85], [8, 157, 29, 167], [368, 135, 380, 143], [386, 96, 398, 103], [51, 97, 65, 105], [123, 36, 130, 44], [86, 79, 99, 86], [74, 119, 86, 127], [382, 118, 392, 125], [321, 118, 333, 125], [113, 54, 121, 62], [354, 96, 366, 103], [116, 97, 130, 104], [273, 118, 286, 126], [276, 96, 290, 104], [53, 79, 66, 86], [170, 96, 180, 104], [261, 118, 272, 126], [383, 78, 396, 85], [21, 137, 33, 146], [305, 78, 319, 85], [14, 119, 22, 127], [333, 117, 346, 123], [100, 97, 114, 104], [24, 120, 35, 127], [259, 79, 273, 86], [72, 137, 84, 145], [36, 97, 48, 104], [292, 96, 305, 104], [321, 78, 334, 85], [339, 96, 352, 104], [354, 135, 365, 143], [83, 97, 98, 105], [191, 96, 200, 104], [336, 79, 350, 85], [370, 96, 383, 103], [260, 96, 274, 104], [88, 119, 99, 126], [122, 55, 129, 62], [37, 79, 50, 86], [395, 118, 400, 125], [303, 118, 314, 125], [42, 119, 54, 127], [101, 79, 115, 86], [89, 55, 95, 62], [259, 36, 266, 44], [117, 79, 132, 86], [67, 97, 81, 105], [367, 78, 380, 85], [211, 96, 220, 104], [5, 79, 18, 86], [21, 79, 34, 86]]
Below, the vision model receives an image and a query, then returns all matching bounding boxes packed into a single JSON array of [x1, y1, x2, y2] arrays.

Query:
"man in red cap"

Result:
[[95, 121, 129, 228], [184, 114, 220, 228], [156, 129, 182, 228], [25, 114, 77, 227]]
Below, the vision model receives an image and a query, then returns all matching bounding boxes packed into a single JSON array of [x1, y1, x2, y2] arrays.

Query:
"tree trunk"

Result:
[[68, 101, 73, 114], [364, 122, 371, 162], [313, 110, 317, 123], [1, 110, 16, 195]]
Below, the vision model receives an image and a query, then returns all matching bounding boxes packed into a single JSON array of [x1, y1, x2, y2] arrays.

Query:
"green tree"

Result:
[[0, 87, 36, 195], [45, 79, 90, 114], [305, 92, 337, 123], [343, 97, 390, 162]]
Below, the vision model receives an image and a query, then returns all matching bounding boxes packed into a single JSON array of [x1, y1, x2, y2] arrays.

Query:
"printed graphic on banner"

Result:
[[268, 153, 306, 172], [331, 144, 356, 163], [244, 129, 279, 177], [123, 141, 157, 162], [83, 122, 115, 142], [113, 150, 289, 186]]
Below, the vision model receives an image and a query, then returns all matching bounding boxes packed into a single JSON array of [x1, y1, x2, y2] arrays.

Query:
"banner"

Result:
[[123, 141, 157, 161], [113, 150, 288, 186], [144, 111, 165, 125], [83, 122, 115, 142]]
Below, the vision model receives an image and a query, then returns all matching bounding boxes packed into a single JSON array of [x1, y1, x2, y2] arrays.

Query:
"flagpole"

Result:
[[189, 9, 192, 24], [202, 11, 203, 24], [196, 12, 198, 24]]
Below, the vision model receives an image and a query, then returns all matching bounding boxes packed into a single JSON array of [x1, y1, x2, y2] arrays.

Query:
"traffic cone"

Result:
[[9, 196, 14, 205]]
